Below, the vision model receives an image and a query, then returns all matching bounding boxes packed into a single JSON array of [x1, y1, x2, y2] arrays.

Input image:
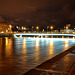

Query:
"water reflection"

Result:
[[5, 37, 13, 56], [34, 39, 40, 61], [49, 40, 54, 54], [5, 37, 8, 46], [22, 38, 27, 54], [0, 37, 75, 75], [35, 39, 40, 47], [65, 40, 69, 48]]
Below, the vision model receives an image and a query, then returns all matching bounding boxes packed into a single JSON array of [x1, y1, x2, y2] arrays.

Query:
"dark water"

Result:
[[0, 37, 75, 75]]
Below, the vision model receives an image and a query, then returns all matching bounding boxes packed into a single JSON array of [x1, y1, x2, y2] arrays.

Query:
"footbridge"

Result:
[[14, 33, 75, 38]]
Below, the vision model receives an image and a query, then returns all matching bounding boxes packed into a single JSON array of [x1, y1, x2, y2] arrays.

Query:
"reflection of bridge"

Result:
[[14, 33, 75, 38]]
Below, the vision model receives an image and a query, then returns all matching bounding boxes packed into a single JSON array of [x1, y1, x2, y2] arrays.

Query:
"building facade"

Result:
[[0, 23, 12, 33]]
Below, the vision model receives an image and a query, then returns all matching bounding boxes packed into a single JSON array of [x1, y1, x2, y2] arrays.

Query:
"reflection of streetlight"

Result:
[[65, 40, 69, 48], [49, 40, 54, 54]]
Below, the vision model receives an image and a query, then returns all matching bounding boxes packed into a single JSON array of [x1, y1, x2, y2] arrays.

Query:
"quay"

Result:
[[0, 33, 13, 37], [23, 46, 75, 75]]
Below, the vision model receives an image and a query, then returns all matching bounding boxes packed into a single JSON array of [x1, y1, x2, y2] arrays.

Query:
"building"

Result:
[[60, 29, 74, 33], [0, 23, 12, 33]]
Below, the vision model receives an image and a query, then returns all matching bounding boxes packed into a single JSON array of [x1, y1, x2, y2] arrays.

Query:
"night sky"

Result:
[[0, 0, 75, 27]]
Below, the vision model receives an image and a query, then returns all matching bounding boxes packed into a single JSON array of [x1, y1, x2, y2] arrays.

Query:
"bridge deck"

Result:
[[14, 33, 75, 38], [14, 33, 75, 36]]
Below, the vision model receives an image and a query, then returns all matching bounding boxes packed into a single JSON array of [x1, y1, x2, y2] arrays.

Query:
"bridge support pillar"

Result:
[[20, 35, 22, 37]]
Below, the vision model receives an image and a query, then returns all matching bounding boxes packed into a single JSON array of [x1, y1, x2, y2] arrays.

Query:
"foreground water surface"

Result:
[[0, 37, 75, 75]]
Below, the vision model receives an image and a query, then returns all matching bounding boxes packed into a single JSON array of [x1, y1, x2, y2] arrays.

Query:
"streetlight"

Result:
[[24, 27, 26, 30], [50, 26, 53, 33], [32, 26, 34, 32], [36, 26, 39, 29], [66, 27, 68, 29], [36, 26, 39, 32], [50, 26, 53, 30]]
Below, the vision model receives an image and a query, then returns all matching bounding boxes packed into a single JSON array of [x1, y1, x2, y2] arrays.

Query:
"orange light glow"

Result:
[[49, 40, 54, 54], [50, 26, 53, 30], [36, 26, 39, 30]]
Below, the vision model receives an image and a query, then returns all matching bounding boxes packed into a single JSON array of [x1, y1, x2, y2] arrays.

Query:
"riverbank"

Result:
[[23, 46, 75, 75], [0, 34, 13, 37]]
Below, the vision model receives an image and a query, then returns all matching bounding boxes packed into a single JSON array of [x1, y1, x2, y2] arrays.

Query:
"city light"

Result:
[[66, 27, 68, 29], [50, 26, 53, 30], [16, 26, 18, 29], [9, 25, 12, 28], [6, 30, 8, 33], [1, 31, 4, 33], [0, 23, 12, 33], [36, 26, 39, 30], [24, 27, 26, 30], [32, 26, 34, 28], [22, 26, 24, 29], [42, 29, 44, 32], [47, 26, 49, 31]]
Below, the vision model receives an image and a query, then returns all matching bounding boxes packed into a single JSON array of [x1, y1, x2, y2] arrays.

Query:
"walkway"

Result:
[[23, 46, 75, 75]]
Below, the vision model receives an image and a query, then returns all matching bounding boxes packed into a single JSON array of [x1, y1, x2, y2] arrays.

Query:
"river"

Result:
[[0, 37, 75, 75]]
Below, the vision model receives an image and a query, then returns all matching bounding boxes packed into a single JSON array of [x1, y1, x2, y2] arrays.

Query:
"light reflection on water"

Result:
[[0, 37, 75, 75], [49, 40, 54, 54]]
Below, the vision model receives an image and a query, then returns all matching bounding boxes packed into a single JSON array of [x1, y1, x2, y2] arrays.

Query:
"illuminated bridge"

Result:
[[14, 33, 75, 38]]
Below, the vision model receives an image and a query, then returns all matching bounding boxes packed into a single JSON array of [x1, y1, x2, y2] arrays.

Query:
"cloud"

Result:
[[0, 0, 75, 26], [69, 11, 75, 20]]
